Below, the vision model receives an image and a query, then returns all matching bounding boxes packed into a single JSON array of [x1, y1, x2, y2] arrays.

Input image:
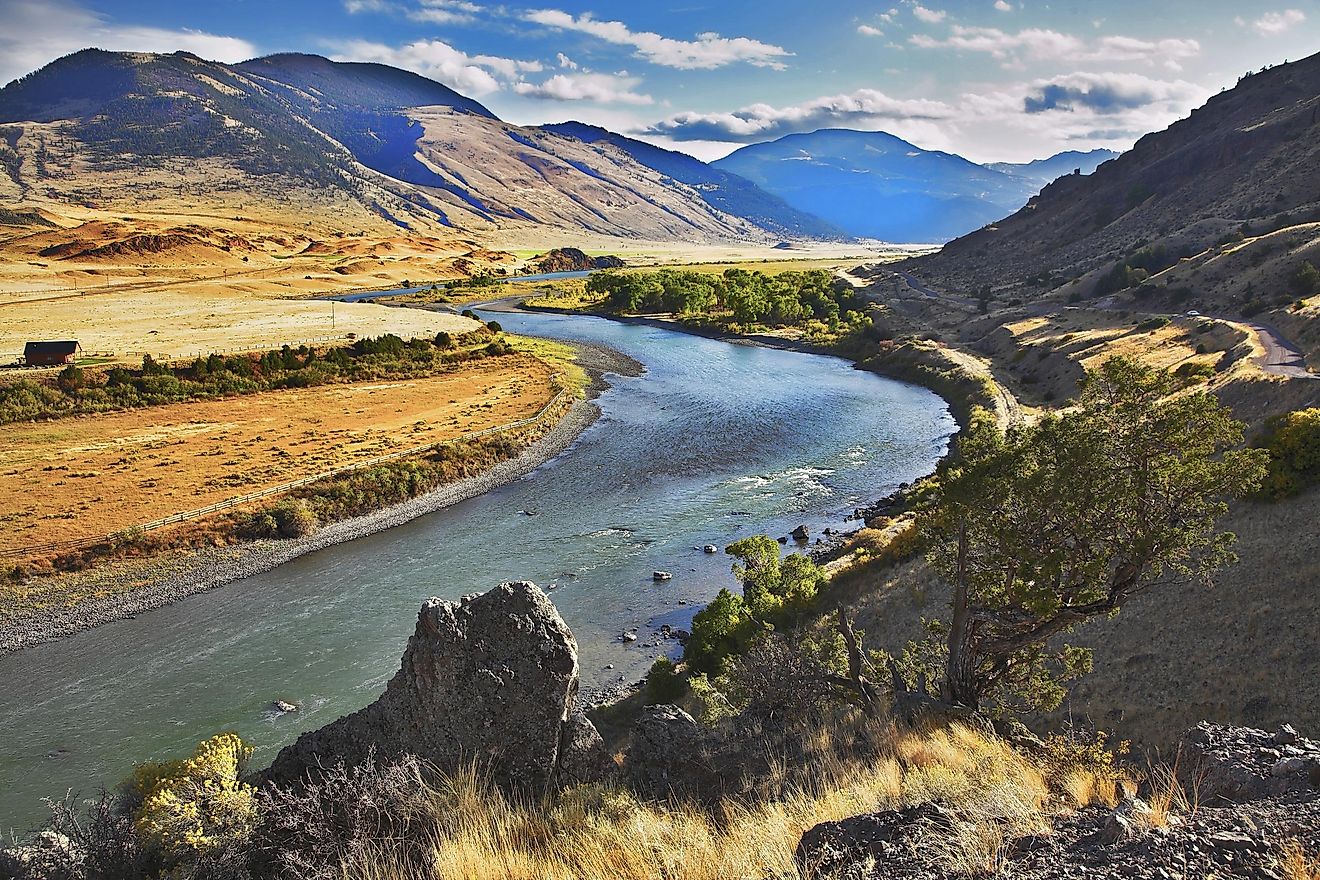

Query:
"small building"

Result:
[[23, 340, 81, 367]]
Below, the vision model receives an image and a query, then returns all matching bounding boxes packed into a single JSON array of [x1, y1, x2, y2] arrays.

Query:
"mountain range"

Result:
[[0, 49, 1117, 247], [712, 130, 1115, 243]]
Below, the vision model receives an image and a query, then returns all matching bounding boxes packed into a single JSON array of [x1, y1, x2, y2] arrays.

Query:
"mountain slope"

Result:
[[713, 129, 1045, 243], [541, 121, 845, 239], [0, 49, 767, 242], [906, 51, 1320, 359]]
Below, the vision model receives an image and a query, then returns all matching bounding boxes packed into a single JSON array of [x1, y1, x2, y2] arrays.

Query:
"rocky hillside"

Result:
[[906, 50, 1320, 357], [0, 50, 787, 242], [541, 121, 845, 239], [712, 130, 1111, 243]]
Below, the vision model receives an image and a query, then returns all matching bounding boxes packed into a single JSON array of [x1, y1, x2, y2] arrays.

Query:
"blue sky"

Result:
[[1, 0, 1315, 162]]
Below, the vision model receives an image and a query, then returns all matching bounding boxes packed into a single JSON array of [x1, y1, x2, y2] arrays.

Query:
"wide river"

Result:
[[0, 309, 954, 831]]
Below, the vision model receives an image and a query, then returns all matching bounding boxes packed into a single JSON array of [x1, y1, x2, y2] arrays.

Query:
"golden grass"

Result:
[[333, 722, 1119, 880], [1281, 841, 1320, 880]]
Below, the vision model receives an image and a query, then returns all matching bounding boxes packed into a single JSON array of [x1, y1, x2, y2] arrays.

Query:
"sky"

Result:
[[0, 0, 1315, 163]]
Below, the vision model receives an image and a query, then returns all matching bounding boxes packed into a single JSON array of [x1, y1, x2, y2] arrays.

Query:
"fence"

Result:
[[0, 385, 572, 560]]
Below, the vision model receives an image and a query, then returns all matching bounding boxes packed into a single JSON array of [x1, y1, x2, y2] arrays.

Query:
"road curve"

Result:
[[1245, 320, 1317, 379]]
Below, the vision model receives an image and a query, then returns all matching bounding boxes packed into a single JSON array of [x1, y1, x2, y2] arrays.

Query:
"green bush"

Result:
[[644, 657, 687, 704], [1253, 408, 1320, 499]]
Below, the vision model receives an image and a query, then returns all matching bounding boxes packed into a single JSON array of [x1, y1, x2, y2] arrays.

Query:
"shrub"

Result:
[[271, 499, 318, 538], [1253, 408, 1320, 499], [644, 657, 687, 704], [1135, 317, 1169, 332], [131, 733, 257, 867]]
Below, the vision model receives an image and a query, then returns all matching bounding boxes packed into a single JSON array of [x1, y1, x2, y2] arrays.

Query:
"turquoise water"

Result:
[[0, 310, 954, 831]]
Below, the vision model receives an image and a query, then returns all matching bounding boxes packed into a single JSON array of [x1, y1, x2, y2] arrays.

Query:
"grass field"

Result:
[[0, 353, 557, 553]]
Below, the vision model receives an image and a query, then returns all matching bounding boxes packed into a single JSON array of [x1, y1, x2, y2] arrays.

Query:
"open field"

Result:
[[0, 353, 556, 553]]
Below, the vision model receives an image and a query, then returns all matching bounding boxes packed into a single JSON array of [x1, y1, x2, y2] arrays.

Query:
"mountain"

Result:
[[713, 129, 1064, 243], [540, 121, 845, 239], [988, 148, 1119, 187], [0, 49, 775, 242], [907, 50, 1320, 354]]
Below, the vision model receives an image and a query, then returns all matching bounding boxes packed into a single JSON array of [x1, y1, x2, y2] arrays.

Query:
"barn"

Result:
[[23, 340, 81, 367]]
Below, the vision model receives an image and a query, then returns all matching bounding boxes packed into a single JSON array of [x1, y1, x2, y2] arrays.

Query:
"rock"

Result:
[[557, 711, 614, 785], [627, 704, 711, 796], [794, 802, 953, 879], [265, 582, 600, 793], [271, 699, 298, 714], [529, 247, 625, 273], [621, 631, 638, 642], [0, 831, 81, 880], [703, 544, 718, 554], [1274, 723, 1299, 745], [1271, 756, 1318, 777], [653, 571, 672, 581], [791, 524, 810, 541], [1094, 798, 1154, 845], [1180, 722, 1319, 803]]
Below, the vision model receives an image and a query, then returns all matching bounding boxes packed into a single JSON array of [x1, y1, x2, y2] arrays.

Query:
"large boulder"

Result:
[[0, 832, 81, 880], [1179, 721, 1320, 803], [265, 582, 602, 793], [627, 704, 713, 796], [794, 802, 954, 880]]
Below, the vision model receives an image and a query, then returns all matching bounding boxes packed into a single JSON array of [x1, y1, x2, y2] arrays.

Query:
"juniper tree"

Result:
[[917, 356, 1267, 713]]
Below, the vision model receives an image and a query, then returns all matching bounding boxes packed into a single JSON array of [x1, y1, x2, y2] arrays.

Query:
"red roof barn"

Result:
[[23, 340, 81, 366]]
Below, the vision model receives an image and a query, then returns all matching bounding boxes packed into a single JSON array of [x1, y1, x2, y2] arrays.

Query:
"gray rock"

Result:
[[1179, 721, 1317, 803], [265, 582, 597, 794], [1095, 798, 1153, 845], [1273, 723, 1299, 745], [794, 802, 953, 879], [628, 704, 711, 796], [0, 831, 81, 880], [791, 524, 810, 541], [703, 544, 718, 554], [557, 711, 613, 785]]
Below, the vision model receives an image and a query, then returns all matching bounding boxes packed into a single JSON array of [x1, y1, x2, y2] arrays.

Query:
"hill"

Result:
[[541, 121, 845, 239], [712, 129, 1098, 243], [905, 51, 1320, 363], [0, 49, 771, 243]]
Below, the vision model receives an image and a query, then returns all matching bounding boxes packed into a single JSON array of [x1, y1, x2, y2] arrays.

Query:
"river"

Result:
[[0, 308, 954, 831]]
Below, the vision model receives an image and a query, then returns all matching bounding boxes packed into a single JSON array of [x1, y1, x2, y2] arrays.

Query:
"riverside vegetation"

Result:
[[16, 357, 1319, 880]]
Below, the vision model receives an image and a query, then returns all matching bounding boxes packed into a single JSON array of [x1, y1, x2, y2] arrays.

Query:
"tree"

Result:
[[684, 536, 825, 675], [1291, 261, 1320, 297], [917, 356, 1267, 713]]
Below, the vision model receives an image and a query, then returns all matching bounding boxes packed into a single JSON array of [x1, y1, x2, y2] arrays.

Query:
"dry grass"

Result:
[[327, 722, 1116, 880], [1281, 841, 1320, 880], [0, 354, 557, 553]]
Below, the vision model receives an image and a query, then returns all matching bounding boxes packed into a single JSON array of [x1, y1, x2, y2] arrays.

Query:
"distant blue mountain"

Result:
[[988, 149, 1118, 187], [541, 121, 845, 240], [713, 129, 1114, 243]]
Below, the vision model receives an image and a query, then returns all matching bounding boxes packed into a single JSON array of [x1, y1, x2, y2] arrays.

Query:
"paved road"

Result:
[[1244, 320, 1317, 379]]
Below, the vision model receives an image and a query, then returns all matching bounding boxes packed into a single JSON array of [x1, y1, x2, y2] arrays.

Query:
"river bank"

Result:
[[0, 342, 643, 657]]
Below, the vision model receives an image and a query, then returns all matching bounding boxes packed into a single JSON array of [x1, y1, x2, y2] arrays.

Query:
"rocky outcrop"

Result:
[[265, 582, 606, 793], [0, 832, 81, 880], [529, 247, 625, 273], [793, 722, 1320, 880], [1179, 721, 1320, 803]]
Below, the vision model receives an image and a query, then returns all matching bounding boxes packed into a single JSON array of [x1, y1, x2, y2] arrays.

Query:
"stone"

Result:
[[557, 711, 614, 785], [265, 582, 599, 794], [794, 802, 953, 879], [627, 704, 711, 796], [1273, 723, 1299, 745], [791, 524, 810, 541], [703, 544, 718, 554], [271, 699, 298, 714], [621, 631, 638, 642], [0, 831, 81, 880], [1178, 722, 1316, 803], [1095, 798, 1153, 845], [653, 571, 672, 581]]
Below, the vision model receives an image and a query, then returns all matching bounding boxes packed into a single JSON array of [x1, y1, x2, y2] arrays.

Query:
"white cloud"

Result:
[[645, 89, 957, 142], [0, 0, 256, 85], [858, 25, 885, 37], [329, 38, 540, 96], [524, 9, 792, 70], [1252, 9, 1306, 35], [408, 0, 482, 24], [912, 5, 947, 24], [515, 72, 652, 105], [644, 70, 1210, 163], [556, 52, 579, 69], [994, 0, 1013, 11], [910, 25, 1200, 67]]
